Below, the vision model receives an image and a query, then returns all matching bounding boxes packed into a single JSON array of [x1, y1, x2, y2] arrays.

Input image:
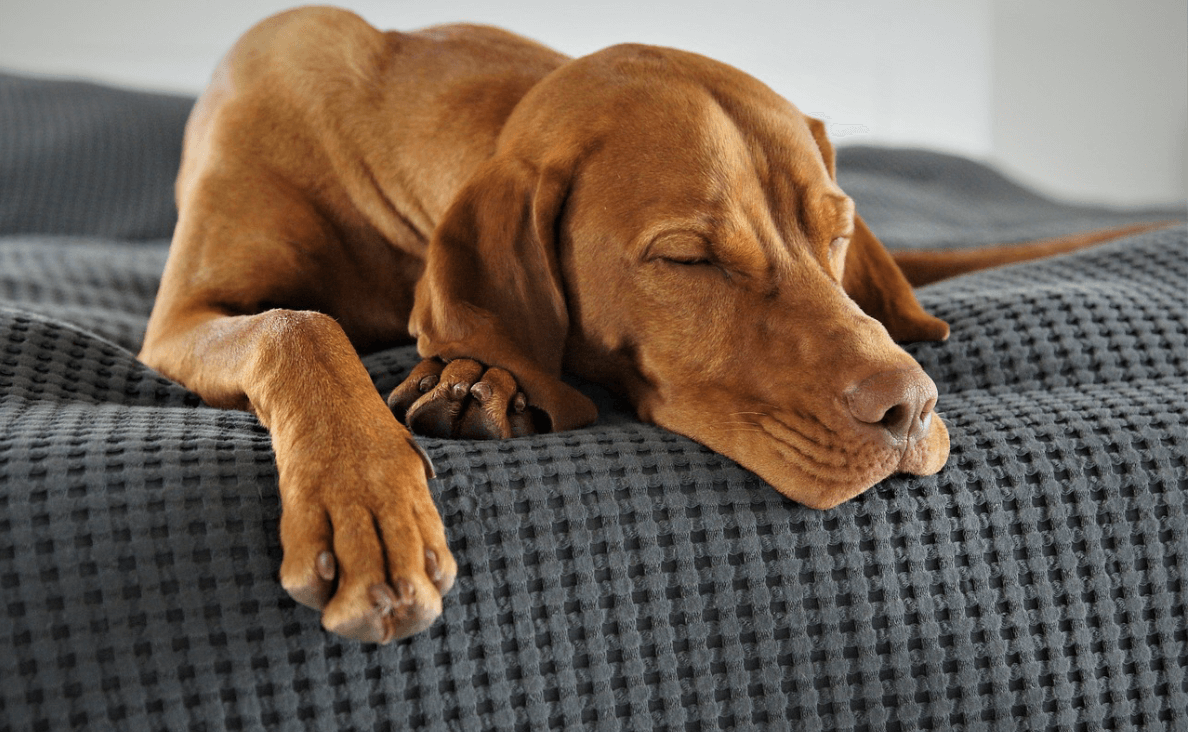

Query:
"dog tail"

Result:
[[892, 221, 1178, 287]]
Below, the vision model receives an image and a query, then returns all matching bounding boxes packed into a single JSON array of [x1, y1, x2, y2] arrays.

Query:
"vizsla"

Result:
[[139, 6, 1160, 643]]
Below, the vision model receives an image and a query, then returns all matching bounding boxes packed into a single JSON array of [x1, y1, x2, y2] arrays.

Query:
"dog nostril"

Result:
[[845, 368, 938, 443], [879, 404, 911, 434]]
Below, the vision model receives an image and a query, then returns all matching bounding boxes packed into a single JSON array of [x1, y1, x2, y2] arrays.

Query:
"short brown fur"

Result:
[[140, 7, 1166, 642]]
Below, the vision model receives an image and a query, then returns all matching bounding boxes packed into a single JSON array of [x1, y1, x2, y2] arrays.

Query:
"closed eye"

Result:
[[662, 256, 714, 266], [659, 255, 735, 282], [644, 228, 715, 267]]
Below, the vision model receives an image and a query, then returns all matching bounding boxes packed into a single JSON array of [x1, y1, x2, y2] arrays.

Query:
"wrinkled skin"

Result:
[[404, 44, 951, 509]]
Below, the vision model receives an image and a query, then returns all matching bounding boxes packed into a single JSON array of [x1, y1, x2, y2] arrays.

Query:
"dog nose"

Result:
[[845, 368, 938, 443]]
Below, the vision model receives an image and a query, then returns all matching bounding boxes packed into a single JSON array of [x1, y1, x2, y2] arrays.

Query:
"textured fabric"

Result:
[[0, 73, 189, 240], [834, 145, 1180, 250], [2, 73, 1187, 732]]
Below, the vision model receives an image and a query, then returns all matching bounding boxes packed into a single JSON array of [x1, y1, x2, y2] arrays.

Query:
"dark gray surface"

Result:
[[0, 73, 188, 240], [2, 72, 1186, 731]]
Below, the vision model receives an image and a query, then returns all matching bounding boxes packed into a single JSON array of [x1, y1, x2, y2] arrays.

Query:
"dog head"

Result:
[[413, 44, 951, 508]]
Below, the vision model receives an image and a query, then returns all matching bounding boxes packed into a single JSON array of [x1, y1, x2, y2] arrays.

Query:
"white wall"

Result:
[[0, 1, 1184, 207], [991, 0, 1187, 207]]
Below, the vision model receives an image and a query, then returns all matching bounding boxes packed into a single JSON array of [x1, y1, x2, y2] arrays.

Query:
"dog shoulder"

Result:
[[215, 7, 389, 97]]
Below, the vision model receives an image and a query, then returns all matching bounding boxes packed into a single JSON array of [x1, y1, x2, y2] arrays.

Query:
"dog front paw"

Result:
[[276, 430, 456, 643], [388, 358, 542, 438]]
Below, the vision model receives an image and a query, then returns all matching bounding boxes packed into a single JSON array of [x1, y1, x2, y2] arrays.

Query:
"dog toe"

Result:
[[458, 367, 520, 438], [322, 579, 439, 644], [277, 440, 455, 643], [405, 359, 483, 437], [400, 359, 536, 439], [387, 358, 445, 418], [310, 481, 452, 643], [278, 509, 336, 610]]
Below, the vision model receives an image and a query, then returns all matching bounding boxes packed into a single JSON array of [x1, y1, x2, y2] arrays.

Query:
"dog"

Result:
[[138, 6, 1161, 643]]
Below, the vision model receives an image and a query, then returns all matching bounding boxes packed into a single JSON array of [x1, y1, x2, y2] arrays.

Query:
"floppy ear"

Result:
[[807, 117, 950, 343], [842, 216, 950, 342], [409, 157, 597, 431]]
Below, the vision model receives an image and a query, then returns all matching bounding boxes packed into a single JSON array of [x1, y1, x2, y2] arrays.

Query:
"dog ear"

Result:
[[842, 216, 950, 342], [409, 157, 597, 432], [807, 117, 949, 343], [807, 116, 838, 180]]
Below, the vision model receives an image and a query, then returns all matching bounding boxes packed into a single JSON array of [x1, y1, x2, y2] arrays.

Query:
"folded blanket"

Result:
[[1, 72, 1185, 732]]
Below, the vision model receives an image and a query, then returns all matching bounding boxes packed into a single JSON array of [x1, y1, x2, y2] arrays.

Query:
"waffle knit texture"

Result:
[[1, 72, 1187, 731]]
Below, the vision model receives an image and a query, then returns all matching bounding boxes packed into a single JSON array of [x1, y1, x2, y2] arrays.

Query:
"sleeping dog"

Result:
[[139, 6, 1159, 642]]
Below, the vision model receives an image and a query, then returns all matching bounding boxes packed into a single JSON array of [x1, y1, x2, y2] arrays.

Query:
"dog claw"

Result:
[[405, 436, 437, 479], [393, 579, 416, 606], [316, 550, 336, 582], [471, 381, 493, 402], [369, 582, 404, 620], [388, 359, 447, 418], [424, 548, 445, 588]]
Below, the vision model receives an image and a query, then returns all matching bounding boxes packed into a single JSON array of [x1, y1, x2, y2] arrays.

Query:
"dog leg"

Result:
[[140, 308, 456, 643]]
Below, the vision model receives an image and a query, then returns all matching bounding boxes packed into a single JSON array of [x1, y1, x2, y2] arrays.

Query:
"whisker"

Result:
[[715, 419, 766, 430]]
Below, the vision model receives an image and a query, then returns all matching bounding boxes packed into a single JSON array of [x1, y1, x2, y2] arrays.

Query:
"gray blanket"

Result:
[[2, 72, 1186, 731]]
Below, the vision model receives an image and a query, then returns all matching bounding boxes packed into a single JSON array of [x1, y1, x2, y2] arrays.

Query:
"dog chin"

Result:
[[659, 407, 951, 511], [755, 415, 951, 510], [895, 414, 950, 479]]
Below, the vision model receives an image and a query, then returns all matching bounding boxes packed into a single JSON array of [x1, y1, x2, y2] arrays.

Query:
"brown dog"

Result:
[[138, 6, 1159, 643]]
